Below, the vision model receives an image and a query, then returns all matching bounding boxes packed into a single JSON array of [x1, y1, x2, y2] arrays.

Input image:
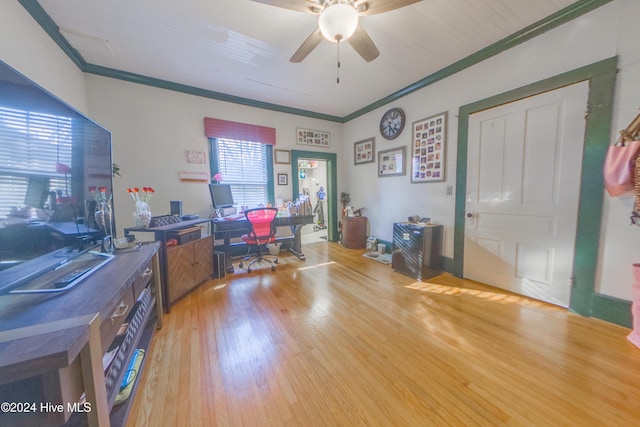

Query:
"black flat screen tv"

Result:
[[209, 184, 235, 209], [0, 60, 113, 294]]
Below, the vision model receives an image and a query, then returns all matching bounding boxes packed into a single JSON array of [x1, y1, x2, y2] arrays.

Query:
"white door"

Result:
[[464, 81, 589, 307]]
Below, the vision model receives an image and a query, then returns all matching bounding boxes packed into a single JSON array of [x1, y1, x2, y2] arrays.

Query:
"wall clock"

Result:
[[380, 108, 405, 140]]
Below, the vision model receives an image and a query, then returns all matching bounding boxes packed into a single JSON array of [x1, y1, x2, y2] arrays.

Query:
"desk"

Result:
[[212, 214, 314, 273]]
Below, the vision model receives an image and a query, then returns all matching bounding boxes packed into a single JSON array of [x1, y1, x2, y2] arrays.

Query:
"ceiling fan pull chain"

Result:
[[336, 41, 341, 84]]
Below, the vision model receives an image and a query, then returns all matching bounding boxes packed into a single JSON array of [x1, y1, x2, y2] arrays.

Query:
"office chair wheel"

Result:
[[274, 258, 278, 264], [239, 262, 244, 269], [247, 267, 252, 273], [271, 266, 275, 271]]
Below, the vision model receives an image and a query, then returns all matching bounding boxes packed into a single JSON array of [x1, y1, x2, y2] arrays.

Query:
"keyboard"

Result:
[[223, 213, 245, 221]]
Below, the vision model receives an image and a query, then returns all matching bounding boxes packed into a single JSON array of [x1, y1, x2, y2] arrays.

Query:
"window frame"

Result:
[[208, 137, 275, 208]]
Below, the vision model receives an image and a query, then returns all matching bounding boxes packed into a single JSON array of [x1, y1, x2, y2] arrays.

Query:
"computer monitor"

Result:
[[24, 176, 50, 209], [208, 183, 234, 209]]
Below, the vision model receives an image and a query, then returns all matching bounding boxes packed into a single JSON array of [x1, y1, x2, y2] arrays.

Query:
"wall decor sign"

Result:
[[354, 137, 375, 165], [411, 112, 447, 183], [296, 128, 330, 148], [277, 173, 288, 185], [378, 146, 406, 177], [186, 150, 206, 164]]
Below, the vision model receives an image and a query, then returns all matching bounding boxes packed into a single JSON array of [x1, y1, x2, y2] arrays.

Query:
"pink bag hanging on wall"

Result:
[[603, 140, 640, 197], [628, 263, 640, 349]]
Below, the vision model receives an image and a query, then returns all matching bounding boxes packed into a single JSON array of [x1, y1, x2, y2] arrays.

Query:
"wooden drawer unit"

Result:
[[132, 259, 154, 298], [100, 274, 136, 354], [0, 243, 163, 427]]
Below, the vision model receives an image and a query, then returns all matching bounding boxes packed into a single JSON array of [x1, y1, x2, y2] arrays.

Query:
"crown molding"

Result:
[[19, 0, 612, 123]]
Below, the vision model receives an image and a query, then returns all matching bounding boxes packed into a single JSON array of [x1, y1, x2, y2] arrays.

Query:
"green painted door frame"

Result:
[[291, 150, 339, 242], [454, 57, 628, 326]]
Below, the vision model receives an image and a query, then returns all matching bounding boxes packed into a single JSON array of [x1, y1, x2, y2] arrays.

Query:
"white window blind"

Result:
[[213, 138, 271, 208], [0, 106, 72, 217]]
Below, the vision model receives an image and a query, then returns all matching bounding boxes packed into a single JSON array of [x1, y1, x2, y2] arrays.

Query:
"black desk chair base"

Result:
[[240, 207, 280, 273], [239, 248, 278, 273]]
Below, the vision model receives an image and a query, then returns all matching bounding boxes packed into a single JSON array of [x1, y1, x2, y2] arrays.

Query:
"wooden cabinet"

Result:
[[124, 218, 213, 312], [0, 243, 163, 427], [167, 235, 213, 304], [341, 216, 368, 249]]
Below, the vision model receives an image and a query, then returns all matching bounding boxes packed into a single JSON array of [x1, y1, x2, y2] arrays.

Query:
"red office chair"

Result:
[[239, 207, 279, 272]]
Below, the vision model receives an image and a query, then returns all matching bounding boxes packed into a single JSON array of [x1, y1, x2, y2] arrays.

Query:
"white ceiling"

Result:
[[34, 0, 582, 119]]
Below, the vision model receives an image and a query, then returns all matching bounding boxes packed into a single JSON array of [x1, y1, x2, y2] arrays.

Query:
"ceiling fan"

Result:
[[250, 0, 422, 63]]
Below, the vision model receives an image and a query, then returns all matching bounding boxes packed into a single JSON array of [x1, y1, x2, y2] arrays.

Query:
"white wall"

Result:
[[2, 0, 639, 302], [84, 76, 343, 231], [342, 0, 640, 300], [0, 2, 88, 113]]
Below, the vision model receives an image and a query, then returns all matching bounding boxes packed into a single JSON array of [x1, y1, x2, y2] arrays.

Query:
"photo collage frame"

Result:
[[296, 128, 330, 148], [411, 112, 447, 183]]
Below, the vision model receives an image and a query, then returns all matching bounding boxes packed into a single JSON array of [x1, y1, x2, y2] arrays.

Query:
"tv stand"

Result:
[[0, 243, 163, 427]]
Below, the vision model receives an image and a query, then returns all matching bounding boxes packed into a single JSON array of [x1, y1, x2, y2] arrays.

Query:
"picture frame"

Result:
[[378, 146, 406, 177], [296, 128, 330, 148], [274, 149, 291, 164], [411, 111, 447, 183], [354, 137, 375, 165], [277, 173, 288, 185], [186, 150, 206, 164]]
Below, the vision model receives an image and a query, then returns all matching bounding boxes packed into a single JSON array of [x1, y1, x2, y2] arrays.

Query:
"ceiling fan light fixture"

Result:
[[318, 3, 359, 43]]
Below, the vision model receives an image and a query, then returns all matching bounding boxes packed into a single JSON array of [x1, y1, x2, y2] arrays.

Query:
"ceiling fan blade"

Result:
[[358, 0, 422, 16], [249, 0, 322, 14], [290, 29, 324, 63], [348, 25, 379, 62]]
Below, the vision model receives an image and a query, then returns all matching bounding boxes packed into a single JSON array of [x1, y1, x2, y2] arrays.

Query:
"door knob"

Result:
[[466, 212, 474, 218]]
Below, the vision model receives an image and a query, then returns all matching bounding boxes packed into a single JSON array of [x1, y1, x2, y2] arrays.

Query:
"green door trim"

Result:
[[453, 57, 628, 326], [291, 150, 339, 242]]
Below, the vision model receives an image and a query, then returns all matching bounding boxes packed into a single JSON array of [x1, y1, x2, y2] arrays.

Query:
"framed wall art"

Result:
[[354, 137, 375, 165], [186, 150, 206, 164], [274, 149, 290, 164], [378, 146, 406, 177], [411, 112, 447, 183], [296, 128, 330, 148], [277, 173, 288, 185]]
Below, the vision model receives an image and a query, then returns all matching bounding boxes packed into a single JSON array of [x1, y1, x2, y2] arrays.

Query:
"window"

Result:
[[0, 107, 72, 217], [209, 138, 274, 208]]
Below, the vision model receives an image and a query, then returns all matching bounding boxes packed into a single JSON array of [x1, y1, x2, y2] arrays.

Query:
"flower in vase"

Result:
[[127, 187, 155, 203], [89, 186, 111, 203], [213, 173, 223, 183], [128, 187, 154, 228]]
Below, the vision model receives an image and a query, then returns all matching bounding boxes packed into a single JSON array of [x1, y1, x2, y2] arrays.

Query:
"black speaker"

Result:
[[213, 251, 226, 279], [170, 200, 183, 217]]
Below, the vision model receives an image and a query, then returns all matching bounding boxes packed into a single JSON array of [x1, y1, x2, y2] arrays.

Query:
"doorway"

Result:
[[298, 158, 328, 244], [291, 150, 339, 242]]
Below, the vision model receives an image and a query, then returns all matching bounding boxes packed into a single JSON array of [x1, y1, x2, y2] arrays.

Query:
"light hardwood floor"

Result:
[[127, 242, 640, 426]]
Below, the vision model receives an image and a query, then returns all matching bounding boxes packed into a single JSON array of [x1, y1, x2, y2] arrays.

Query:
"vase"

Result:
[[134, 201, 152, 228], [94, 201, 112, 232]]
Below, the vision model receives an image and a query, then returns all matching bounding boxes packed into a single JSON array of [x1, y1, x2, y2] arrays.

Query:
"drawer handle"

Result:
[[111, 302, 129, 325], [142, 268, 153, 277]]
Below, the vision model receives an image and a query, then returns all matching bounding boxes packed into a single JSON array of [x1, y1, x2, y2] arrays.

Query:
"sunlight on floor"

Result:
[[297, 261, 338, 271], [406, 282, 554, 309]]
